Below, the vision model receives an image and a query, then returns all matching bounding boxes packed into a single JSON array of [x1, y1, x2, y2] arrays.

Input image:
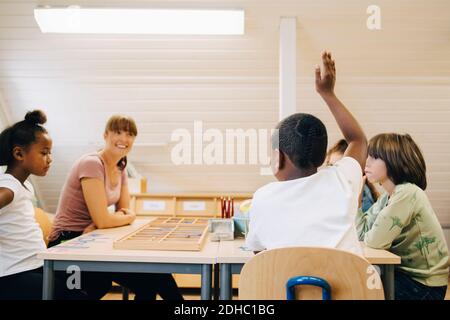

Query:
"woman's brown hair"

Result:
[[105, 115, 138, 171], [368, 133, 427, 190]]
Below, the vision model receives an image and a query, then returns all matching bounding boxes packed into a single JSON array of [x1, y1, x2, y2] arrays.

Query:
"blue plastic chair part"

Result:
[[286, 276, 332, 300]]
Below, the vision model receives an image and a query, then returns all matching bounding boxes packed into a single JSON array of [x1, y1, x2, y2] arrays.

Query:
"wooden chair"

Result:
[[239, 247, 385, 300]]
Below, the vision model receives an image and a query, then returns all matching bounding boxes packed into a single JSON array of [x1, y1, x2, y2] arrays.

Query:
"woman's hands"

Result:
[[82, 208, 136, 234], [81, 178, 137, 229], [116, 208, 137, 224]]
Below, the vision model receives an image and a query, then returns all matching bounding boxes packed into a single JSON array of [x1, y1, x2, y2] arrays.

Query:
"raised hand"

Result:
[[120, 208, 137, 224], [315, 51, 336, 96], [315, 51, 367, 170]]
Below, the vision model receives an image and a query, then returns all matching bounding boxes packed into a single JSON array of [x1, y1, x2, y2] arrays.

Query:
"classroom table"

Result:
[[38, 218, 219, 300], [216, 239, 401, 300]]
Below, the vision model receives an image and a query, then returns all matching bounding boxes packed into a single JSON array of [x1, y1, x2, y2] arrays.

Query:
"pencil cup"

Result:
[[232, 214, 249, 239]]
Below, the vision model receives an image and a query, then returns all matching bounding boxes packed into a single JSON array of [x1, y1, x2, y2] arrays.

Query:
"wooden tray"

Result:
[[150, 216, 210, 226], [113, 217, 209, 251]]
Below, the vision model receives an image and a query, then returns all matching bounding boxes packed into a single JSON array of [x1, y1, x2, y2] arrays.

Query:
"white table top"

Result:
[[37, 218, 218, 264], [38, 219, 400, 266], [216, 239, 401, 265]]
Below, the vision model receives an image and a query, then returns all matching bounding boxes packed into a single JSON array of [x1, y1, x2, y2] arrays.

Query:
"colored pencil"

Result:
[[221, 197, 224, 219], [231, 198, 234, 217]]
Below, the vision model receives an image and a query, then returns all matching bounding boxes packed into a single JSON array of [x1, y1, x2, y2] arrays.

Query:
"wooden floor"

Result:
[[102, 289, 238, 300], [103, 283, 450, 300]]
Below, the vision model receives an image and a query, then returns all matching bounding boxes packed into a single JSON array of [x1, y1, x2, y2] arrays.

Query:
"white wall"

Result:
[[0, 1, 449, 229]]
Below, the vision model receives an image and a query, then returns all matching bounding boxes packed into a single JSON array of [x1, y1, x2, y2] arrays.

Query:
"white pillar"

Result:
[[279, 17, 297, 120]]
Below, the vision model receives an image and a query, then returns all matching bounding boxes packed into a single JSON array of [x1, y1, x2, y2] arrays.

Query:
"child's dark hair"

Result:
[[368, 133, 427, 190], [0, 110, 48, 166], [104, 115, 138, 171], [273, 113, 328, 169]]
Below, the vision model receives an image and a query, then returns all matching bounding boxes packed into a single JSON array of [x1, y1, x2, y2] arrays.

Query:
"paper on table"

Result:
[[49, 232, 111, 250]]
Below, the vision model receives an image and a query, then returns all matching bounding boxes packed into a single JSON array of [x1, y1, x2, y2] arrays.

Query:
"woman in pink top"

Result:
[[49, 115, 182, 300]]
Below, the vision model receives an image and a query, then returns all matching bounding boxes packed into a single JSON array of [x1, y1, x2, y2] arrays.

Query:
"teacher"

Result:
[[49, 115, 182, 300]]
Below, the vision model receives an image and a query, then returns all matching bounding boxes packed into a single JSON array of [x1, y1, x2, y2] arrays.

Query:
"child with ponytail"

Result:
[[0, 110, 83, 299]]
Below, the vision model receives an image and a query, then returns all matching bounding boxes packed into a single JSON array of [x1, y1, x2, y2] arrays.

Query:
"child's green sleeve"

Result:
[[362, 189, 415, 250], [356, 202, 380, 241]]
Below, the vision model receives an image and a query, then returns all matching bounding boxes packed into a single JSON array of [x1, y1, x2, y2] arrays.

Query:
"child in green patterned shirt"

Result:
[[357, 133, 449, 300]]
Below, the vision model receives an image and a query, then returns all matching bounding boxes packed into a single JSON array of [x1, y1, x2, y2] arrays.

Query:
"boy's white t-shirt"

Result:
[[245, 157, 363, 256], [0, 173, 46, 277]]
